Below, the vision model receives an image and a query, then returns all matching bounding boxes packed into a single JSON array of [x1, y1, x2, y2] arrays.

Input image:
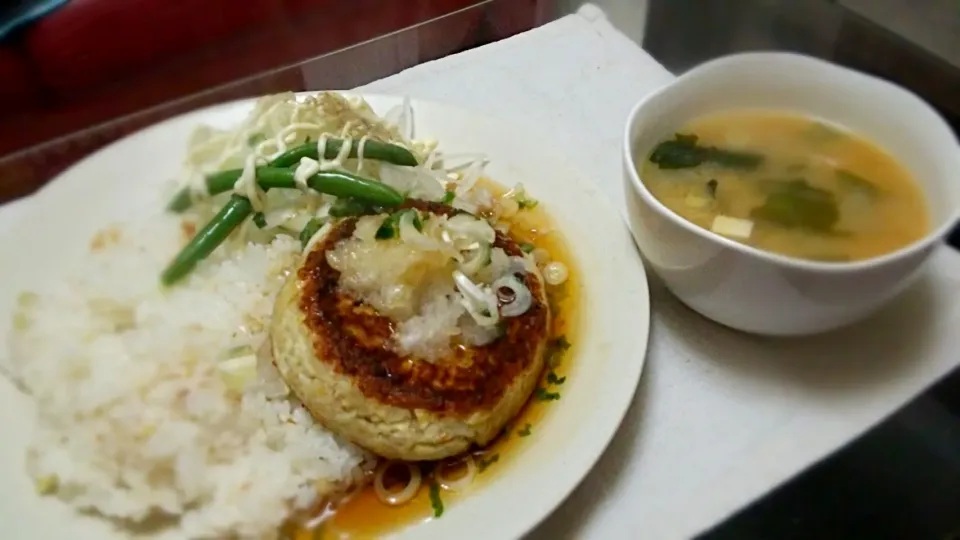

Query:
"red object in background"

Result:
[[0, 0, 549, 203], [0, 46, 40, 106]]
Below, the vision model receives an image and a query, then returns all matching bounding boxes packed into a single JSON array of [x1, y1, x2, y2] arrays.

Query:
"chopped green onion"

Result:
[[507, 183, 539, 210], [477, 454, 500, 473], [252, 212, 267, 229], [376, 209, 421, 240], [459, 242, 492, 275], [519, 242, 535, 253], [546, 371, 566, 385], [376, 213, 400, 239], [517, 423, 532, 437], [34, 474, 58, 495], [535, 388, 561, 401], [546, 335, 571, 368], [440, 191, 456, 205], [428, 482, 444, 517], [299, 218, 326, 249]]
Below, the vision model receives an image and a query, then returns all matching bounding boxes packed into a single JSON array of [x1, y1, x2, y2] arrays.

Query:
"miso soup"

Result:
[[639, 111, 929, 262]]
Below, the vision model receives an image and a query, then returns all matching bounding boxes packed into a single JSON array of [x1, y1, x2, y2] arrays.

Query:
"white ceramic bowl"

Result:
[[622, 52, 960, 336]]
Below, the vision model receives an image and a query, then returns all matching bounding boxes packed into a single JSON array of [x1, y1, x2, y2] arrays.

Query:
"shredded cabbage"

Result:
[[175, 92, 494, 238], [169, 91, 552, 357]]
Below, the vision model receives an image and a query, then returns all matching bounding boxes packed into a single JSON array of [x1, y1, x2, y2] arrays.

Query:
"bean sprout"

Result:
[[315, 133, 330, 169], [294, 157, 321, 192], [356, 135, 369, 173], [330, 137, 352, 169], [232, 154, 267, 212], [455, 159, 485, 196]]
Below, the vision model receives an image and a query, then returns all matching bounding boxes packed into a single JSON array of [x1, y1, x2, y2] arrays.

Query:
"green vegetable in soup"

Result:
[[836, 169, 880, 198], [706, 178, 718, 198], [648, 133, 764, 170], [685, 178, 719, 209], [750, 179, 840, 232]]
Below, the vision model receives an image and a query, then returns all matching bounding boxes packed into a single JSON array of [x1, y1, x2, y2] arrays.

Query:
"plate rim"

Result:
[[0, 92, 651, 540]]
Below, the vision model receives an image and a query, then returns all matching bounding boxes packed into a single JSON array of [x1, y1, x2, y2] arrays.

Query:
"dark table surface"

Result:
[[642, 1, 960, 538], [2, 2, 956, 537]]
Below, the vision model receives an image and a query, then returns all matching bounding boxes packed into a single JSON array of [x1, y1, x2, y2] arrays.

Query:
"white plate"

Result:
[[0, 95, 650, 540]]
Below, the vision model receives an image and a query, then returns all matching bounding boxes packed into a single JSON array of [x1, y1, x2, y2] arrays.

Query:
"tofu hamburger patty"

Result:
[[270, 201, 551, 461]]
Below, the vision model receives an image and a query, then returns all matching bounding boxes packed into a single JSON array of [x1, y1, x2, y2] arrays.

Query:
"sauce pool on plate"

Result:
[[286, 180, 581, 540]]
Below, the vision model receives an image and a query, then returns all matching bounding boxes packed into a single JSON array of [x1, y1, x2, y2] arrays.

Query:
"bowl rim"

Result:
[[622, 51, 960, 274]]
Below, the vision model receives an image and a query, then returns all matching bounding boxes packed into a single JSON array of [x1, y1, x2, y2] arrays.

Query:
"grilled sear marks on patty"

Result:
[[297, 201, 549, 415]]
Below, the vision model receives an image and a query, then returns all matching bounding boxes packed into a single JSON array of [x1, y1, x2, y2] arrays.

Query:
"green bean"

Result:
[[167, 139, 416, 212], [167, 167, 403, 212], [161, 195, 252, 286], [329, 198, 375, 218], [270, 139, 418, 168], [299, 169, 404, 207], [161, 146, 408, 285], [161, 169, 403, 285]]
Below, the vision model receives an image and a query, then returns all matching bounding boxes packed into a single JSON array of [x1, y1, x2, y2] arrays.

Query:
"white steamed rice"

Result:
[[5, 212, 367, 539]]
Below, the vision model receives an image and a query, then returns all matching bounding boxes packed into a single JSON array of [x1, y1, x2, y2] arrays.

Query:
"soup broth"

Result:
[[639, 110, 929, 262]]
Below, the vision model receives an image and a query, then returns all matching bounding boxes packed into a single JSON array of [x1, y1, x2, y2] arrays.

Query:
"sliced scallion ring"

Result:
[[459, 242, 492, 276], [453, 270, 499, 327], [398, 209, 436, 251], [493, 274, 532, 317], [445, 214, 495, 247]]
